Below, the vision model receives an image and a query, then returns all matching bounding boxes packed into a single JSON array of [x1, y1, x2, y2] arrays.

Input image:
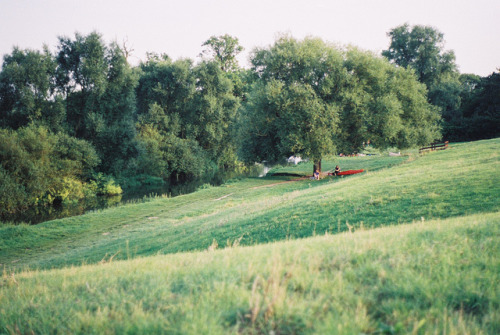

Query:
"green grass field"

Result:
[[1, 139, 499, 334]]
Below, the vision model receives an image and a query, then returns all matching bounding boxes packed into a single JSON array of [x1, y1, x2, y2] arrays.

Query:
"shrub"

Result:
[[0, 125, 100, 216], [197, 183, 212, 190], [90, 173, 123, 196]]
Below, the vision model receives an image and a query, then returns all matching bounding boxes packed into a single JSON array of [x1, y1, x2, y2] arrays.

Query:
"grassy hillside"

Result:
[[1, 139, 499, 334], [1, 139, 499, 271], [1, 213, 498, 334]]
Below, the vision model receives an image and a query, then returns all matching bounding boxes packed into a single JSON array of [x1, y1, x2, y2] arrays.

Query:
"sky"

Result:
[[1, 0, 499, 76]]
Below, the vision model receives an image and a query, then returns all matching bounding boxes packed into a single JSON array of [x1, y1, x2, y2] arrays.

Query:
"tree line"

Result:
[[1, 25, 498, 217]]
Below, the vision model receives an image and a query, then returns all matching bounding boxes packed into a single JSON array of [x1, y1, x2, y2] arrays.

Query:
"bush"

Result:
[[0, 125, 100, 216], [197, 183, 212, 190], [102, 180, 123, 196], [0, 166, 28, 215], [90, 173, 123, 196]]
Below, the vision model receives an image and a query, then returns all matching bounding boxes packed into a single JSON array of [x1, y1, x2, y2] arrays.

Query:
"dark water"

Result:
[[1, 164, 267, 225], [1, 179, 214, 225]]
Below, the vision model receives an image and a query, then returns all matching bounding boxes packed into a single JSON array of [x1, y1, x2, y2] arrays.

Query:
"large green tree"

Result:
[[457, 71, 500, 140], [191, 60, 241, 168], [241, 36, 440, 172], [135, 53, 241, 181], [55, 32, 138, 175], [93, 42, 139, 174], [135, 57, 210, 181], [342, 47, 441, 152], [200, 34, 244, 72], [382, 23, 457, 88], [135, 55, 207, 181], [382, 24, 500, 142], [0, 47, 65, 130], [243, 36, 346, 171], [382, 24, 463, 138], [56, 32, 107, 137], [136, 55, 195, 135], [200, 34, 248, 102]]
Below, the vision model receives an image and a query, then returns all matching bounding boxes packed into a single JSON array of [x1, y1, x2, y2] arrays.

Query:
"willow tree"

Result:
[[240, 36, 440, 173], [55, 32, 139, 175], [0, 47, 64, 130]]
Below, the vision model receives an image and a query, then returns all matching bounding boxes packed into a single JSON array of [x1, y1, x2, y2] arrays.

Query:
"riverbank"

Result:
[[2, 139, 498, 272], [1, 138, 499, 334]]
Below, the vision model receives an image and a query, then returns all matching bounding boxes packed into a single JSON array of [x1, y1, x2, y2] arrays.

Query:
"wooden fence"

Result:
[[419, 141, 449, 153]]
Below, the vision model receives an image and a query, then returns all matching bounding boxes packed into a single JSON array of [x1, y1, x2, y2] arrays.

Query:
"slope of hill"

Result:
[[1, 139, 499, 333], [0, 139, 500, 269], [1, 139, 499, 271], [1, 212, 498, 334]]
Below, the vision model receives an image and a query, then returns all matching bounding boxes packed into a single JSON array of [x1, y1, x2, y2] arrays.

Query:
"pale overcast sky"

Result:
[[1, 0, 499, 76]]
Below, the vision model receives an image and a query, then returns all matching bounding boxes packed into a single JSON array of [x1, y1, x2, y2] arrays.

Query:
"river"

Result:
[[2, 165, 268, 225], [1, 179, 215, 225]]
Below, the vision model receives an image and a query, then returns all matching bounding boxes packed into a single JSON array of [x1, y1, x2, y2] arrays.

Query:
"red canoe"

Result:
[[337, 169, 364, 176]]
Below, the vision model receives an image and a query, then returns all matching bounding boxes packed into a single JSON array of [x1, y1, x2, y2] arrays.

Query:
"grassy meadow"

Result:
[[1, 213, 499, 334], [1, 138, 499, 333]]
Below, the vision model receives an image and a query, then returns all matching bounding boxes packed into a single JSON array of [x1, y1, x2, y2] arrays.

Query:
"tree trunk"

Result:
[[313, 159, 322, 175]]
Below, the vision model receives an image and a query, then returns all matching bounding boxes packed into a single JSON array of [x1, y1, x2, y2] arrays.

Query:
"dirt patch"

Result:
[[251, 178, 308, 189], [269, 172, 304, 177], [214, 193, 234, 201]]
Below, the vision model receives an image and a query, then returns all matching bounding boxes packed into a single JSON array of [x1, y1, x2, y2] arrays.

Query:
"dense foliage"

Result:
[[240, 36, 439, 171], [0, 28, 497, 218], [0, 33, 244, 217], [0, 125, 100, 216], [134, 53, 241, 182], [382, 23, 499, 141], [446, 71, 500, 140], [0, 47, 63, 131]]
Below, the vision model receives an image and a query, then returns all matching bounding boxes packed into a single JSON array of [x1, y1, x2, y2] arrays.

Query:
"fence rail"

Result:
[[419, 141, 449, 153]]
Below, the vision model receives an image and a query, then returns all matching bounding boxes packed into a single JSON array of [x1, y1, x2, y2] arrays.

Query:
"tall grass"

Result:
[[1, 213, 498, 334]]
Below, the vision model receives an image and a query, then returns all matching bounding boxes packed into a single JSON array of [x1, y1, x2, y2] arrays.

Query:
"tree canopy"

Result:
[[381, 23, 500, 141], [55, 32, 139, 175], [382, 23, 457, 89], [200, 34, 244, 72], [0, 46, 63, 130], [454, 71, 500, 140], [240, 36, 440, 170], [0, 28, 496, 217]]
